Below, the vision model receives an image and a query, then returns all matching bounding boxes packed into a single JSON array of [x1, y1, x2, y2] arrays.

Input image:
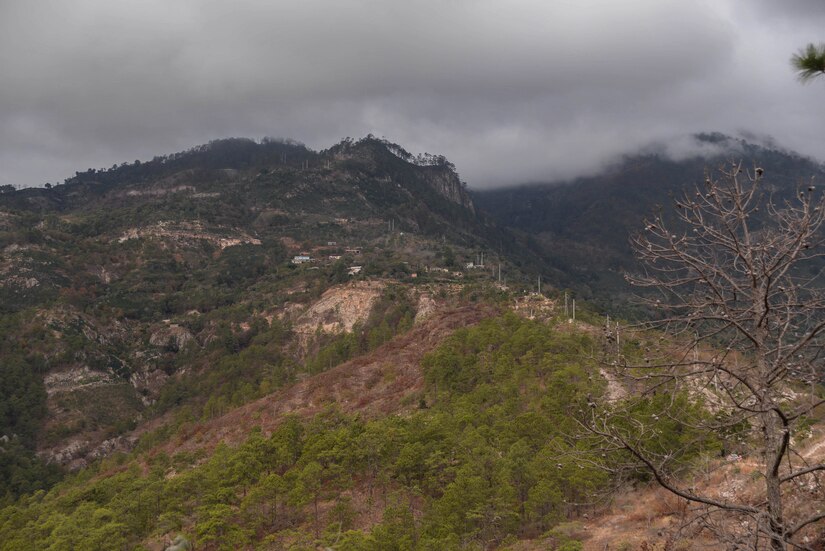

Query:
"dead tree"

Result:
[[588, 163, 825, 550]]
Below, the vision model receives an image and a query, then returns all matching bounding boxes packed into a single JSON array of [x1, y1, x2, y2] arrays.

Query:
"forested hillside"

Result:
[[0, 136, 538, 502], [1, 134, 824, 549], [473, 133, 825, 314], [0, 314, 717, 550]]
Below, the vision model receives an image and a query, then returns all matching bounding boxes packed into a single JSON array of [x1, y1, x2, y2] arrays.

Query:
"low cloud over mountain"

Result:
[[3, 0, 825, 188]]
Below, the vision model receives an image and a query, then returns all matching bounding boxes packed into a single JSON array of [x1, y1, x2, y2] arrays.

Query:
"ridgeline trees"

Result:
[[592, 164, 825, 549]]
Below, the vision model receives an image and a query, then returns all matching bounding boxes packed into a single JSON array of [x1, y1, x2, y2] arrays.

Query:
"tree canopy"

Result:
[[791, 43, 825, 83]]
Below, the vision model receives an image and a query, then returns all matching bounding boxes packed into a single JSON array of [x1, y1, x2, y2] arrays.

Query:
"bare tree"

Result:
[[588, 163, 825, 550]]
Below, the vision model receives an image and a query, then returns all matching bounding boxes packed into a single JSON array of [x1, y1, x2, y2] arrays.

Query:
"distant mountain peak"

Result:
[[628, 131, 825, 171], [327, 135, 458, 172], [323, 135, 473, 210]]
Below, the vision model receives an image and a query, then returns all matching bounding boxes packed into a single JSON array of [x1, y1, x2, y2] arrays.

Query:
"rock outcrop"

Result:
[[149, 324, 196, 352]]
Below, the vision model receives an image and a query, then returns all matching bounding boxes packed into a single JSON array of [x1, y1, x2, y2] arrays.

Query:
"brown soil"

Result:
[[577, 428, 825, 550], [162, 303, 496, 454]]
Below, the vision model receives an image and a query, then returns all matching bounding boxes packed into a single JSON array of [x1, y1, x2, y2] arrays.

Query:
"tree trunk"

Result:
[[763, 410, 786, 551]]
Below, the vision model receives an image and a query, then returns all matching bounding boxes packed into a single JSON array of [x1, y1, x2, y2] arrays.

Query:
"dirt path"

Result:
[[802, 429, 825, 460]]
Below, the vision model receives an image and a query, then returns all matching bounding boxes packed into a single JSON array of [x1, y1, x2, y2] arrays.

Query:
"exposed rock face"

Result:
[[125, 185, 195, 197], [414, 293, 437, 324], [327, 137, 475, 212], [0, 244, 41, 288], [44, 433, 139, 470], [117, 221, 261, 249], [291, 281, 385, 340], [38, 307, 129, 348], [3, 275, 39, 288], [88, 434, 139, 461], [130, 366, 169, 405], [46, 439, 89, 468], [95, 266, 112, 284], [149, 324, 196, 352], [284, 281, 387, 355], [44, 366, 118, 396], [424, 169, 475, 212]]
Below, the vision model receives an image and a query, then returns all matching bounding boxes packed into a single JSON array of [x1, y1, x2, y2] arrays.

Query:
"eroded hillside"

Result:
[[160, 302, 495, 456], [0, 134, 555, 510]]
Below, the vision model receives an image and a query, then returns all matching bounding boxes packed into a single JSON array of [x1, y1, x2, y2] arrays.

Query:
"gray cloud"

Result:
[[1, 0, 824, 189]]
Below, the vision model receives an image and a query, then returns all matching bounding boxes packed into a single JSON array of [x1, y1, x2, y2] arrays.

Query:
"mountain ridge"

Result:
[[0, 134, 530, 487], [472, 132, 825, 312]]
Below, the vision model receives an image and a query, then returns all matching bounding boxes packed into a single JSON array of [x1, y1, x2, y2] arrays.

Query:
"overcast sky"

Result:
[[2, 0, 825, 189]]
